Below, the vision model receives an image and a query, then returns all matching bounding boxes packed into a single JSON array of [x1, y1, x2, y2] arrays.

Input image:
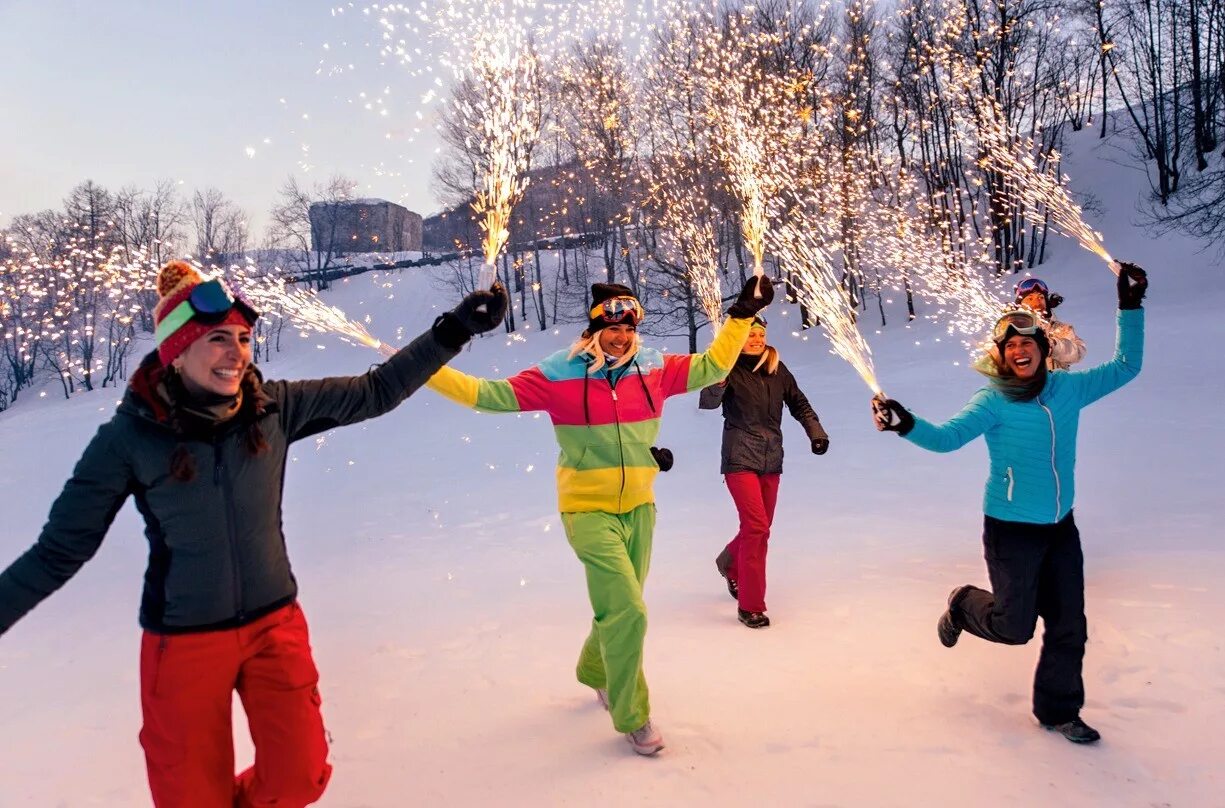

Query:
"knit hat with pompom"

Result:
[[153, 260, 255, 367]]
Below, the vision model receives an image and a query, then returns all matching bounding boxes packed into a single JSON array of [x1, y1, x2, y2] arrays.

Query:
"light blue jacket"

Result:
[[903, 309, 1144, 524]]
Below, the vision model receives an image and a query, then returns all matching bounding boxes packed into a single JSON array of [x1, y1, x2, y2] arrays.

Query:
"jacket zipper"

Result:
[[1005, 467, 1015, 501], [754, 370, 769, 471], [1039, 401, 1060, 520], [609, 376, 626, 512], [214, 441, 245, 621]]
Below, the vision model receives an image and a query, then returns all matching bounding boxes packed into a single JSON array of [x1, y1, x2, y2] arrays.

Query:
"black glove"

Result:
[[811, 437, 829, 455], [1116, 262, 1148, 310], [871, 396, 914, 435], [726, 276, 774, 319], [650, 446, 674, 472], [433, 282, 510, 350]]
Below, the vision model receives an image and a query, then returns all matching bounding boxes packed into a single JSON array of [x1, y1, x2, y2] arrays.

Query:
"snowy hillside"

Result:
[[1, 128, 1223, 806]]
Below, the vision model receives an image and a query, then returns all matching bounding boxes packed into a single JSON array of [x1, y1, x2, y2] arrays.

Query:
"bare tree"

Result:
[[193, 187, 249, 268], [265, 175, 356, 290]]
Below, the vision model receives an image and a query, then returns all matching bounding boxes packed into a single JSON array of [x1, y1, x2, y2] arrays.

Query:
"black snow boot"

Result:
[[1042, 717, 1101, 744], [738, 609, 770, 629], [938, 585, 975, 648], [715, 550, 738, 600]]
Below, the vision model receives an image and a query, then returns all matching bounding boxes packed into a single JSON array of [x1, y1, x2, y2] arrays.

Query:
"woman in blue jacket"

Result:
[[871, 263, 1147, 744]]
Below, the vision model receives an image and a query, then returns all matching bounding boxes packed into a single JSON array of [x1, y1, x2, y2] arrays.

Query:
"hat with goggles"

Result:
[[991, 309, 1050, 358], [588, 283, 644, 333], [153, 260, 259, 366], [1013, 277, 1064, 310]]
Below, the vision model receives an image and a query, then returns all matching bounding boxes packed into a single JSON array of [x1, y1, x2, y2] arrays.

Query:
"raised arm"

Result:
[[1065, 264, 1147, 408], [0, 421, 134, 635], [275, 286, 507, 442], [662, 277, 772, 397]]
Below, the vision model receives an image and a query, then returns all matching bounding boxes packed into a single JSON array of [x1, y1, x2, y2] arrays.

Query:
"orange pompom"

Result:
[[156, 260, 202, 297]]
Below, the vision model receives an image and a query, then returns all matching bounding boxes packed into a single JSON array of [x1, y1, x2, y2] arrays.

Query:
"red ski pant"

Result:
[[722, 472, 781, 613], [139, 602, 332, 808]]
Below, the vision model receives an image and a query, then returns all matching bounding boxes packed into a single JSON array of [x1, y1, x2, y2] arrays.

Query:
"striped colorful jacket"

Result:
[[426, 317, 753, 513]]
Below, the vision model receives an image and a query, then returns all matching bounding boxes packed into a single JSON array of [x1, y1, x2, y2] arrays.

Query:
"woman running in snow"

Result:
[[424, 277, 773, 755], [0, 260, 506, 807], [699, 316, 829, 629], [1014, 277, 1086, 369], [871, 262, 1147, 744]]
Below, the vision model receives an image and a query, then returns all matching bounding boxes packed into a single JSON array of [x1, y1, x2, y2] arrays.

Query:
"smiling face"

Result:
[[173, 324, 253, 397], [597, 323, 637, 358], [1001, 335, 1042, 379], [1019, 290, 1048, 314], [742, 327, 767, 356]]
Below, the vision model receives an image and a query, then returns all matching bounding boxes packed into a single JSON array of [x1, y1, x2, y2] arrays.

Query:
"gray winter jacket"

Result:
[[0, 329, 458, 635], [699, 354, 827, 475]]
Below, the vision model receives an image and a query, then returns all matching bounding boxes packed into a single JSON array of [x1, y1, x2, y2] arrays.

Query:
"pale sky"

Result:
[[0, 0, 444, 237]]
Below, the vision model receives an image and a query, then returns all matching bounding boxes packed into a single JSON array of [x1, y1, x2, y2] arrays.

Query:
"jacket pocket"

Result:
[[1005, 467, 1015, 502]]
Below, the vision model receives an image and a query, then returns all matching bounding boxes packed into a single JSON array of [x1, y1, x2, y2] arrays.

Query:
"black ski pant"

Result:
[[951, 511, 1087, 725]]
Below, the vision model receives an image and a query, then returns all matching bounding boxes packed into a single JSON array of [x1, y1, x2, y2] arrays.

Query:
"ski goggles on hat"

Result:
[[590, 296, 644, 326], [1014, 277, 1049, 300], [749, 317, 768, 332], [991, 310, 1042, 343], [156, 278, 259, 345]]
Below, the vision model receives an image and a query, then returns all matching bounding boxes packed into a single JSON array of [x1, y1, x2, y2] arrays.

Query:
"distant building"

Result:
[[309, 198, 422, 254]]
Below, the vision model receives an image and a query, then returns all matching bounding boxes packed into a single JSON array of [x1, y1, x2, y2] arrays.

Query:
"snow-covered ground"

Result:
[[1, 129, 1222, 806]]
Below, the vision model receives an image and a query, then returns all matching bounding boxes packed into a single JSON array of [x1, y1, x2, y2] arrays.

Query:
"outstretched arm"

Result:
[[873, 390, 998, 453], [275, 286, 507, 442], [425, 361, 552, 414], [0, 422, 133, 635]]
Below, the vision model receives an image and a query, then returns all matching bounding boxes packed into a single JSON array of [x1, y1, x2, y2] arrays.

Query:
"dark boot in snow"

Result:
[[738, 609, 770, 629], [1042, 717, 1101, 744], [715, 550, 738, 600], [939, 585, 974, 647]]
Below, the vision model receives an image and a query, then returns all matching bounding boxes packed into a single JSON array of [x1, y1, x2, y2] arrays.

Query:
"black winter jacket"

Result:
[[0, 328, 459, 635], [699, 354, 826, 475]]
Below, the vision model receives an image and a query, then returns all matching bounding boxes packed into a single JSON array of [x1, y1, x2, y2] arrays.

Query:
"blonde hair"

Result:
[[748, 345, 780, 374], [568, 330, 642, 373]]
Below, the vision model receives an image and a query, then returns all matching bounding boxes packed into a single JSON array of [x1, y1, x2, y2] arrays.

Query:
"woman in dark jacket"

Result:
[[700, 316, 829, 628], [0, 260, 506, 807]]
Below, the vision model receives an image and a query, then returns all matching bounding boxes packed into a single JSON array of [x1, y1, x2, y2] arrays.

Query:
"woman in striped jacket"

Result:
[[426, 277, 772, 755], [871, 263, 1147, 745]]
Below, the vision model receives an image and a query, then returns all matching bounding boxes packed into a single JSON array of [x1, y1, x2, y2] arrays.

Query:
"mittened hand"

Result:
[[432, 282, 510, 349], [727, 276, 774, 319], [1116, 262, 1148, 310], [811, 437, 829, 455], [455, 281, 510, 334], [871, 396, 914, 435], [650, 446, 674, 472]]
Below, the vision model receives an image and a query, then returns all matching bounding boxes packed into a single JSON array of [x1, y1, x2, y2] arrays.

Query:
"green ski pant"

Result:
[[561, 504, 655, 733]]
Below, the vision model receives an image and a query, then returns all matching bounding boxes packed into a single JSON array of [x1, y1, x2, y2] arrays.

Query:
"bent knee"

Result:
[[993, 618, 1037, 645]]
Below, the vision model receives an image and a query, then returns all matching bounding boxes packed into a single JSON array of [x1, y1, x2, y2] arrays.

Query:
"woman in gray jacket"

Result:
[[700, 316, 828, 628], [0, 260, 506, 807]]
